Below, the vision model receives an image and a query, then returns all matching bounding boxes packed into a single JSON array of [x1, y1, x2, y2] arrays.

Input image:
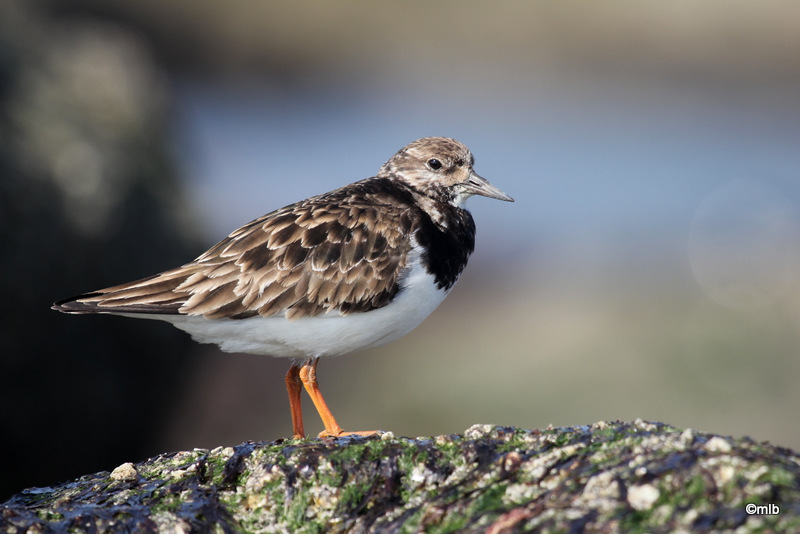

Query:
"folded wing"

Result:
[[53, 186, 417, 320]]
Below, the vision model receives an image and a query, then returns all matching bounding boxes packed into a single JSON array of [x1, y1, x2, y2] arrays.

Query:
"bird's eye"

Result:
[[427, 158, 443, 170]]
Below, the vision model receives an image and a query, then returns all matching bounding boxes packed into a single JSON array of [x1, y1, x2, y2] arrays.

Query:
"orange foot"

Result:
[[285, 358, 385, 440], [317, 429, 380, 439]]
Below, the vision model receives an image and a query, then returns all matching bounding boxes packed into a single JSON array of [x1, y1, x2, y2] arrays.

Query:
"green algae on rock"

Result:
[[2, 421, 799, 533]]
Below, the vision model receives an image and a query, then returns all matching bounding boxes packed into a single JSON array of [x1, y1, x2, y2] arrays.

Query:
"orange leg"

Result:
[[298, 358, 377, 438], [285, 363, 305, 439]]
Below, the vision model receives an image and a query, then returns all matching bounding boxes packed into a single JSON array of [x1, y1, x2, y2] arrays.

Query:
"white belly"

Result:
[[150, 258, 449, 358]]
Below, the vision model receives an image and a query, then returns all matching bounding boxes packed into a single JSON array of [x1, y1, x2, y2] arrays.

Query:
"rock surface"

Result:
[[2, 421, 799, 533]]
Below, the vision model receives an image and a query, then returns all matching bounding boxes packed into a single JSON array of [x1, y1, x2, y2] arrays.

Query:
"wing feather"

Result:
[[53, 179, 418, 320]]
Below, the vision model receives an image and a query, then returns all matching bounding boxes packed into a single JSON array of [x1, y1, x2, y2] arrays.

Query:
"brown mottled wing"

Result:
[[53, 182, 417, 320]]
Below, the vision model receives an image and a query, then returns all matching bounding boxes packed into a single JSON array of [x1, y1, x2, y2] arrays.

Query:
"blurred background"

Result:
[[2, 0, 799, 499]]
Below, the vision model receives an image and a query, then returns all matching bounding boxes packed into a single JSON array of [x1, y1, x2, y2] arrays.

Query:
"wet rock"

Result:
[[2, 421, 799, 533]]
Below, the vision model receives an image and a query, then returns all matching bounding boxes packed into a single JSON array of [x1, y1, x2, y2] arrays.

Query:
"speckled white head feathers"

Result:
[[378, 137, 514, 207]]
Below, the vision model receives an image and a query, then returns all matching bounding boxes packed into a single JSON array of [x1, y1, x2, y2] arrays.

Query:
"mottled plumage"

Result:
[[53, 137, 513, 438]]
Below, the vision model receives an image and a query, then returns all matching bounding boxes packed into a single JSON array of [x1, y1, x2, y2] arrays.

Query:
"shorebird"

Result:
[[53, 137, 513, 438]]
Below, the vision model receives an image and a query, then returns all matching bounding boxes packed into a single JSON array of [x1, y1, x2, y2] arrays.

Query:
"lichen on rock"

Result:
[[2, 421, 799, 532]]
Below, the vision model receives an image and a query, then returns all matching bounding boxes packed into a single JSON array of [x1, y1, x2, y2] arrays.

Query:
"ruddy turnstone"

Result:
[[53, 137, 513, 439]]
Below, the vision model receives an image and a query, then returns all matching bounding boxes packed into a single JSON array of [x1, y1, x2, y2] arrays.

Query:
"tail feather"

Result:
[[52, 273, 187, 316]]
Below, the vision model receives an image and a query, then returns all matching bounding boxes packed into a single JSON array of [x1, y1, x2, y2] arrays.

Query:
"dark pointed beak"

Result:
[[464, 172, 514, 202]]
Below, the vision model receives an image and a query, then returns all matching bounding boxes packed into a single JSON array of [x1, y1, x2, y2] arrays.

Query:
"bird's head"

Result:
[[379, 137, 514, 207]]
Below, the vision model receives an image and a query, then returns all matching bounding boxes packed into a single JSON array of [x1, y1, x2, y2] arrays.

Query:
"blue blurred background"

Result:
[[2, 0, 799, 499]]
